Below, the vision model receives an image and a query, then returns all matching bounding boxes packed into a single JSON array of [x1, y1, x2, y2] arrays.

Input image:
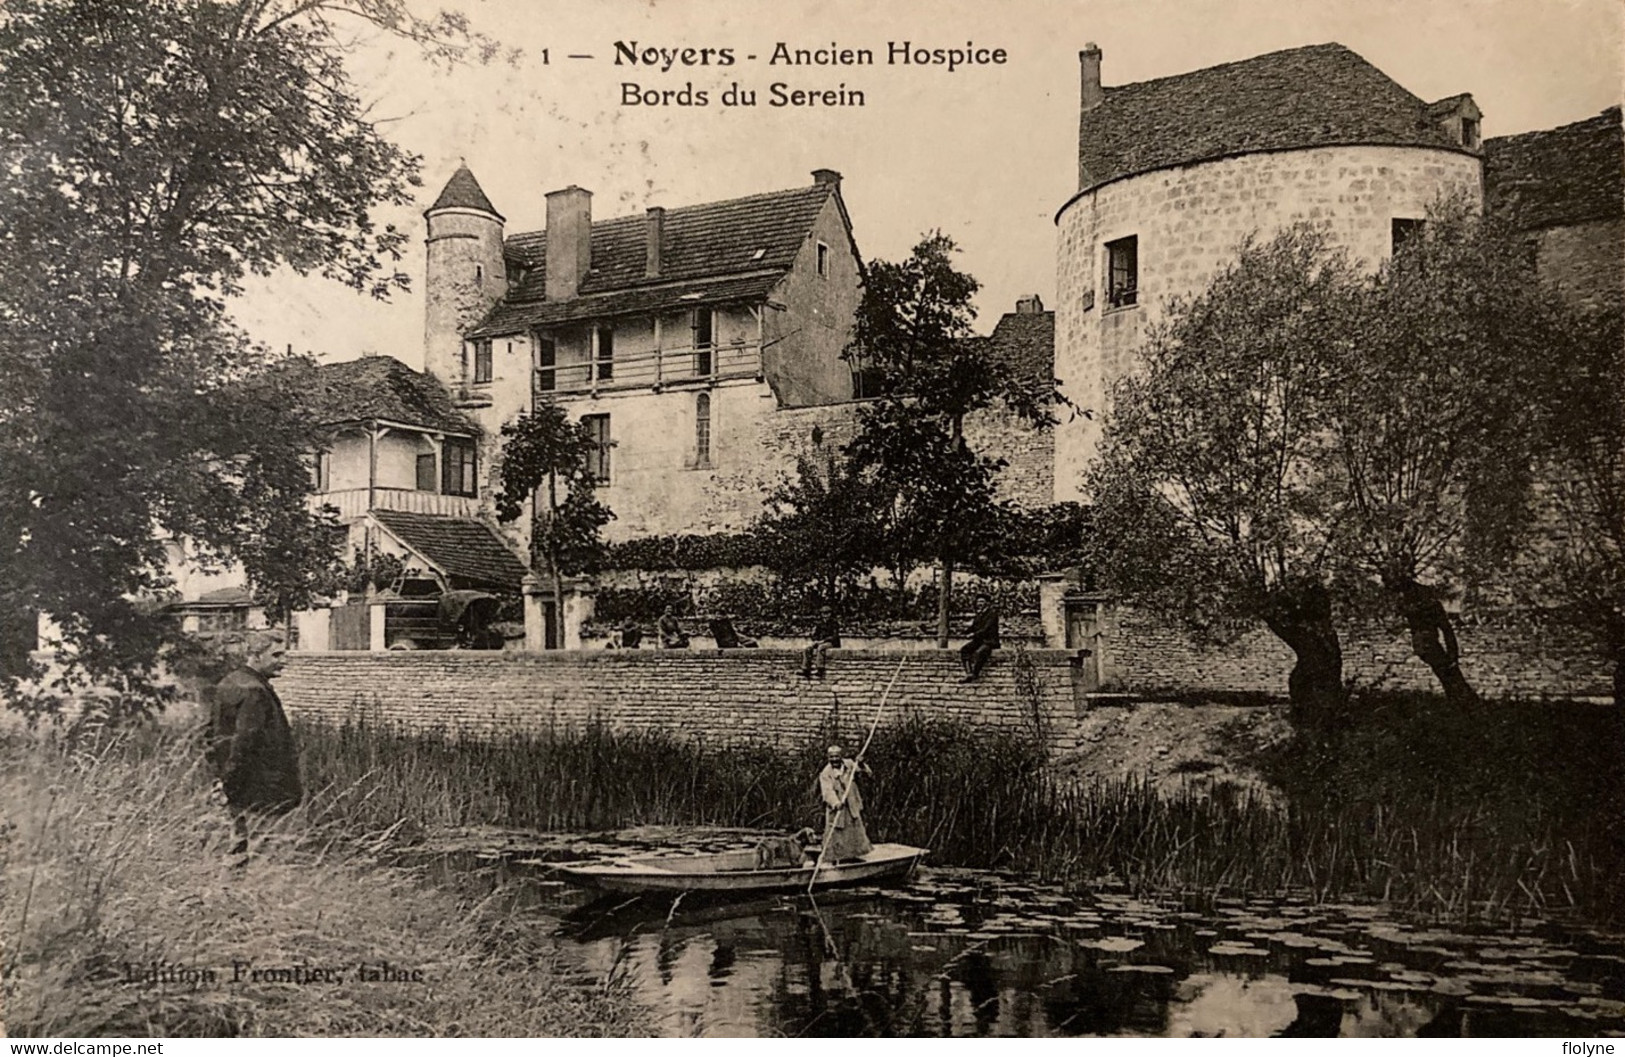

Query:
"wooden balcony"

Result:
[[312, 487, 480, 521], [535, 341, 761, 397]]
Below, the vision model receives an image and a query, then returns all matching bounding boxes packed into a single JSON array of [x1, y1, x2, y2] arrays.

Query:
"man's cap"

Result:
[[826, 744, 845, 759]]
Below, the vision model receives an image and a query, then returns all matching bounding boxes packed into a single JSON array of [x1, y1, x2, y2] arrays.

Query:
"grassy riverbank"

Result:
[[298, 696, 1625, 925], [0, 727, 650, 1038]]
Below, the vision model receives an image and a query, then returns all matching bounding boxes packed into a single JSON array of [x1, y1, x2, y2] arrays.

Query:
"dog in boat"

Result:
[[753, 827, 819, 869]]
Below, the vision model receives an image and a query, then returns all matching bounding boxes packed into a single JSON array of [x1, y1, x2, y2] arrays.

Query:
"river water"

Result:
[[432, 828, 1625, 1038]]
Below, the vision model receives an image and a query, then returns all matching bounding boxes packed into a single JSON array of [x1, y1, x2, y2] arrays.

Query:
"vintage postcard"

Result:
[[1, 0, 1621, 1042]]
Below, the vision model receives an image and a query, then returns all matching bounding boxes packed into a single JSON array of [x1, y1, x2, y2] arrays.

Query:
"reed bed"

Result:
[[0, 726, 650, 1038], [299, 699, 1625, 925]]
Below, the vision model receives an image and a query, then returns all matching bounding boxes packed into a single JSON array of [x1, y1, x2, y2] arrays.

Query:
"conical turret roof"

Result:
[[426, 163, 503, 220]]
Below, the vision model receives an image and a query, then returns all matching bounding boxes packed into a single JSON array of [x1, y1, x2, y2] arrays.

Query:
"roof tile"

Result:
[[477, 183, 835, 335], [1484, 107, 1623, 232], [308, 357, 478, 435], [371, 509, 528, 590], [1077, 43, 1466, 194]]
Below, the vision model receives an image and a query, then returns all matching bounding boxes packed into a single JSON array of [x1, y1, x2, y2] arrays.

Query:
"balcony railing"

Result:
[[535, 341, 761, 397], [312, 487, 480, 521]]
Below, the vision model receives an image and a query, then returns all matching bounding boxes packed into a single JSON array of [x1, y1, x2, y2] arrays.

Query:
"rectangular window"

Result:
[[473, 340, 493, 384], [816, 241, 830, 278], [1461, 117, 1480, 149], [851, 364, 886, 400], [441, 437, 477, 497], [1106, 236, 1138, 308], [582, 414, 611, 484], [534, 336, 556, 393], [595, 326, 614, 383], [415, 453, 436, 492], [313, 450, 331, 493], [1392, 218, 1426, 254], [692, 309, 714, 376]]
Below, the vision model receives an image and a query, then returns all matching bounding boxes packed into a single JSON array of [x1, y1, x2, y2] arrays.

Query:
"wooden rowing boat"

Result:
[[556, 842, 928, 895]]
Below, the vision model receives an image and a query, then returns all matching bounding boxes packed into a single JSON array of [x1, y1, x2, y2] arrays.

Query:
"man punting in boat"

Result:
[[818, 743, 873, 862]]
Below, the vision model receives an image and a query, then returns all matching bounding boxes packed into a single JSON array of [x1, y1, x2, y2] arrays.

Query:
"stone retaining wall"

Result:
[[279, 648, 1083, 751]]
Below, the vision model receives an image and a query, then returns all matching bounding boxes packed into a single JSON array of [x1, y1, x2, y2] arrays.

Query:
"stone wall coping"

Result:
[[288, 647, 1083, 666]]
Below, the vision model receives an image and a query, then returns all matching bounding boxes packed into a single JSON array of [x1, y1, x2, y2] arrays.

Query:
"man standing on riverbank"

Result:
[[209, 629, 302, 858], [817, 743, 873, 862]]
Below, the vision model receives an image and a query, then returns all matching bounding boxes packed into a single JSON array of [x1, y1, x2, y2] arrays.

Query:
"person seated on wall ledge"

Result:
[[657, 605, 690, 649], [960, 599, 1001, 683], [798, 607, 841, 680], [710, 617, 757, 649], [618, 618, 644, 649]]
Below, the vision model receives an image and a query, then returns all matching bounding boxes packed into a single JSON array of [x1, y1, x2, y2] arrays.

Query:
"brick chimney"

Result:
[[1016, 294, 1045, 314], [645, 207, 665, 279], [1080, 44, 1103, 111], [812, 168, 842, 189], [545, 186, 592, 302]]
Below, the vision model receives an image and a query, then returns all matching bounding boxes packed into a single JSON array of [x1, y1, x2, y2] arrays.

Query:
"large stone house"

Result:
[[421, 165, 865, 542]]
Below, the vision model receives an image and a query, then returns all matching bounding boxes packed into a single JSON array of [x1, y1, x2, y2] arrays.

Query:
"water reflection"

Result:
[[434, 839, 1625, 1038]]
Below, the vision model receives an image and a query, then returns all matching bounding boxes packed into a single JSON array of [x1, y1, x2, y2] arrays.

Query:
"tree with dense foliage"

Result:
[[753, 452, 891, 612], [0, 0, 499, 708], [494, 403, 614, 632], [1321, 202, 1552, 708], [844, 232, 1068, 646], [1084, 227, 1364, 727]]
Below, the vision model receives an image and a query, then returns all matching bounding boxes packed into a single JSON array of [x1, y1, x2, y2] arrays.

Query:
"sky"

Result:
[[231, 0, 1624, 369]]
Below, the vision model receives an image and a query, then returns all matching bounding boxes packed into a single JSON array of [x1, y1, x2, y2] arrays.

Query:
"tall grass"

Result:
[[0, 726, 651, 1038], [300, 697, 1625, 925]]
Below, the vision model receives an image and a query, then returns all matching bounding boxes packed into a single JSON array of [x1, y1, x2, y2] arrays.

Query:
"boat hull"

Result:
[[557, 842, 928, 895]]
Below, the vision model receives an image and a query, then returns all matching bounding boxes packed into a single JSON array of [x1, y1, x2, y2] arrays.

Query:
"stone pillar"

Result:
[[293, 607, 331, 652], [369, 598, 388, 651], [522, 573, 549, 651], [562, 580, 596, 651], [1037, 574, 1067, 648]]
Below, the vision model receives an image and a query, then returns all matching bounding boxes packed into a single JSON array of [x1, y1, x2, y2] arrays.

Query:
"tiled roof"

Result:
[[1076, 43, 1467, 194], [475, 183, 837, 336], [427, 163, 503, 219], [981, 309, 1055, 382], [468, 272, 784, 337], [1484, 107, 1624, 232], [309, 357, 478, 435], [371, 509, 528, 590]]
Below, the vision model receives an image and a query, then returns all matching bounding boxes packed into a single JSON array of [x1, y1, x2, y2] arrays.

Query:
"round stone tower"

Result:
[[1052, 43, 1484, 501], [423, 163, 507, 387]]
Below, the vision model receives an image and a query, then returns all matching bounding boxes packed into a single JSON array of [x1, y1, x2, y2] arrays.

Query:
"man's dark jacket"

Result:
[[209, 666, 302, 812], [968, 605, 1001, 649]]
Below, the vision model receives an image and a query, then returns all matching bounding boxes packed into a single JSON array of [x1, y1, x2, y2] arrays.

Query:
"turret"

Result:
[[423, 163, 507, 388]]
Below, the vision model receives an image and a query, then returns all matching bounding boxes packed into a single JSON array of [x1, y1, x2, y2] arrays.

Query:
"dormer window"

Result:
[[1461, 117, 1480, 149]]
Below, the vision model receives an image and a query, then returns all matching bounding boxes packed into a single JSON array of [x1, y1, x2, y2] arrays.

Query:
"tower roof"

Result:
[[1075, 43, 1469, 195], [426, 163, 503, 220]]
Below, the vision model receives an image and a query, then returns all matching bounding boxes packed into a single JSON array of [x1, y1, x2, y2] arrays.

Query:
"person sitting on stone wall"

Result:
[[657, 605, 689, 649], [960, 600, 1002, 682], [798, 607, 841, 679]]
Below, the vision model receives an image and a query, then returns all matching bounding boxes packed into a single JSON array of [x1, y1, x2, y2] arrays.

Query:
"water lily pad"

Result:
[[1087, 937, 1145, 953], [1209, 944, 1270, 958], [1108, 964, 1176, 974]]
